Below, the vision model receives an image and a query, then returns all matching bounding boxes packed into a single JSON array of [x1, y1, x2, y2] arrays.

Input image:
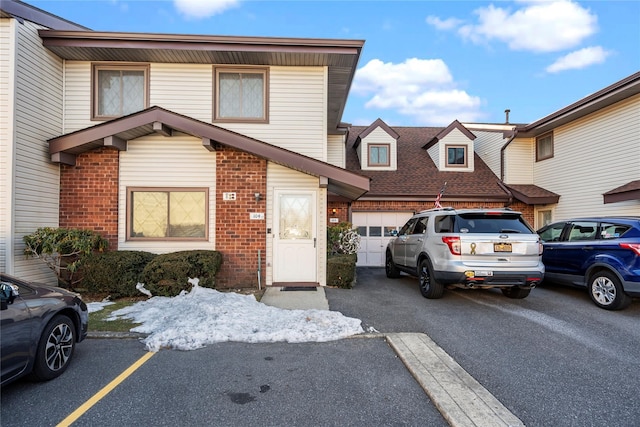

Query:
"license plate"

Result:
[[475, 270, 493, 277], [494, 243, 512, 252]]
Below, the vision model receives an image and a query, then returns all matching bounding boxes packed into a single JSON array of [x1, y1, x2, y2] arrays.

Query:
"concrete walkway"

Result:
[[261, 286, 524, 427]]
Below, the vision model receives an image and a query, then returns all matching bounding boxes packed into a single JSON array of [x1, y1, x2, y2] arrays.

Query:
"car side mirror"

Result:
[[0, 283, 17, 310]]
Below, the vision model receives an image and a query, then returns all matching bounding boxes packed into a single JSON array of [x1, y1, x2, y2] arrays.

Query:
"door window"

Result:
[[279, 194, 312, 239]]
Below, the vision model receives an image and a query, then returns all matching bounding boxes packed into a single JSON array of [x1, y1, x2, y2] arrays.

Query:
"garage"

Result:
[[352, 211, 413, 267]]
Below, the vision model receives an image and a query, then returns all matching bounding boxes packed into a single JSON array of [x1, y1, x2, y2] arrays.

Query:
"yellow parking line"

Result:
[[57, 351, 156, 427]]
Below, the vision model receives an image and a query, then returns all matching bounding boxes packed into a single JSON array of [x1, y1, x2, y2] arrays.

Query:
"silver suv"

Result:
[[386, 208, 544, 299]]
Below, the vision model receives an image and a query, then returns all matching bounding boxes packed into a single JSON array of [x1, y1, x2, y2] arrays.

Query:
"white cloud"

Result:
[[546, 46, 611, 73], [426, 16, 463, 31], [432, 1, 598, 53], [173, 0, 240, 19], [352, 58, 483, 126]]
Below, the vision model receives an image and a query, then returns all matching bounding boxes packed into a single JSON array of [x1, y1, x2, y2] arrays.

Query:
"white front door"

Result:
[[273, 191, 317, 283]]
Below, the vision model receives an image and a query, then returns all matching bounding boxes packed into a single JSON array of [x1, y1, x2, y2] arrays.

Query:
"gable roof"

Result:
[[37, 30, 364, 135], [516, 71, 640, 138], [353, 118, 399, 149], [48, 106, 370, 200], [346, 125, 511, 202], [422, 120, 476, 149]]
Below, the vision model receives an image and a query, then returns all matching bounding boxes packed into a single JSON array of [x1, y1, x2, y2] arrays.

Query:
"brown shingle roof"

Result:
[[346, 125, 511, 201], [505, 184, 560, 204]]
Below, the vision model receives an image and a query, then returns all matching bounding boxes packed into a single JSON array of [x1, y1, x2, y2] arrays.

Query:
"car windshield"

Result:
[[452, 213, 534, 234]]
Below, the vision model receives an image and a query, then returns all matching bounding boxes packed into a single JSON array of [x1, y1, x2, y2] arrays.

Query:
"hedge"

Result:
[[327, 253, 357, 289], [82, 251, 157, 297]]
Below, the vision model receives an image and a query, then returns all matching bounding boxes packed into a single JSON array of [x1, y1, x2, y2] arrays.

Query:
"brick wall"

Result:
[[215, 148, 267, 288], [343, 199, 535, 228], [59, 148, 119, 250]]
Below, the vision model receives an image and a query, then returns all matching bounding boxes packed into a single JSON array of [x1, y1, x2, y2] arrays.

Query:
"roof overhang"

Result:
[[505, 184, 560, 205], [38, 30, 364, 133], [603, 180, 640, 204], [48, 107, 370, 200], [516, 72, 640, 138]]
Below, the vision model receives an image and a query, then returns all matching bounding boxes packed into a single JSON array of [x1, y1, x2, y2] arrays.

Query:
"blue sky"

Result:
[[27, 0, 640, 127]]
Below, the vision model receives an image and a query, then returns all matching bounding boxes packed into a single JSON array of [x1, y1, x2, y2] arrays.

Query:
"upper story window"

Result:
[[214, 67, 268, 122], [368, 144, 390, 167], [536, 132, 554, 161], [127, 188, 208, 241], [93, 64, 149, 120], [446, 145, 467, 167]]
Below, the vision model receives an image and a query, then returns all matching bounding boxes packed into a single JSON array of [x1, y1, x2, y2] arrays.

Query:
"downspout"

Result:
[[499, 127, 519, 207], [500, 128, 519, 181]]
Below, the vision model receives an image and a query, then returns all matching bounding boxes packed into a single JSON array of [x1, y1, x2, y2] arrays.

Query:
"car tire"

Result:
[[385, 251, 401, 278], [501, 287, 531, 299], [30, 315, 76, 381], [418, 259, 444, 299], [588, 271, 631, 310]]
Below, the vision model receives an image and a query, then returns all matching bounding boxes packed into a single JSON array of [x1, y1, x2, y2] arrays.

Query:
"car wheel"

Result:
[[30, 315, 76, 381], [501, 287, 531, 299], [588, 271, 631, 310], [418, 259, 444, 299], [385, 251, 401, 278]]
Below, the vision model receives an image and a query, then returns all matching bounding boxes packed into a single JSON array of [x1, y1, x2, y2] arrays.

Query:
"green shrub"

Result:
[[141, 250, 223, 297], [23, 227, 109, 288], [81, 251, 157, 298], [327, 253, 357, 288]]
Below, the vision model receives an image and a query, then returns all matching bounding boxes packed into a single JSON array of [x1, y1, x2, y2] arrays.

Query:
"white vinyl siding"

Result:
[[266, 163, 326, 286], [504, 139, 534, 184], [469, 129, 511, 178], [223, 66, 327, 160], [150, 63, 212, 122], [327, 134, 345, 168], [359, 127, 397, 171], [63, 64, 328, 161], [533, 94, 640, 218], [0, 18, 14, 273], [9, 20, 63, 283], [118, 133, 217, 253], [436, 128, 474, 172]]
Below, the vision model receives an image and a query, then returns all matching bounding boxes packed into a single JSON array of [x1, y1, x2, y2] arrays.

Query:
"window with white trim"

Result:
[[127, 188, 208, 240], [215, 67, 268, 122], [93, 64, 148, 119]]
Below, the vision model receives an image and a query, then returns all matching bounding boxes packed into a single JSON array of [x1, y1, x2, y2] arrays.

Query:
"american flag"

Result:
[[434, 182, 447, 209]]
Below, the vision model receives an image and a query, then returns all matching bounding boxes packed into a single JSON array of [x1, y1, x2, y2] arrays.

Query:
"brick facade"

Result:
[[328, 200, 535, 228], [59, 146, 268, 288], [59, 147, 119, 250], [214, 148, 267, 288]]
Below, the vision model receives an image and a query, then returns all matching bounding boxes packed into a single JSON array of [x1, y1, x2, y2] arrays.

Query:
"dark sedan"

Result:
[[1, 273, 88, 386]]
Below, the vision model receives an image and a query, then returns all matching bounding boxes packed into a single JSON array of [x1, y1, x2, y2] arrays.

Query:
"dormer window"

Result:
[[368, 144, 390, 167], [446, 145, 467, 167]]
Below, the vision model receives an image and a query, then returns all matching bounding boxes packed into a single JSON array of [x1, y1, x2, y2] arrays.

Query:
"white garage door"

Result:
[[352, 211, 413, 267]]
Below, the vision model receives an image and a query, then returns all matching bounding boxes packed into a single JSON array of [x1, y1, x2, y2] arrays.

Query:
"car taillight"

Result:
[[442, 236, 461, 255], [539, 241, 544, 255], [620, 243, 640, 256]]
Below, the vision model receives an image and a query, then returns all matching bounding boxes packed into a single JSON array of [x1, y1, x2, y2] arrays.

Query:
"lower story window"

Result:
[[128, 188, 208, 240]]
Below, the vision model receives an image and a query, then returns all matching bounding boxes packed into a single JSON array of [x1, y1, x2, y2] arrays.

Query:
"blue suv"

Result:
[[537, 217, 640, 310]]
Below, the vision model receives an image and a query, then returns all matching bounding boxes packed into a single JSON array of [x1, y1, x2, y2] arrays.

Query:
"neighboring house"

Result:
[[0, 0, 369, 287], [333, 73, 639, 267]]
